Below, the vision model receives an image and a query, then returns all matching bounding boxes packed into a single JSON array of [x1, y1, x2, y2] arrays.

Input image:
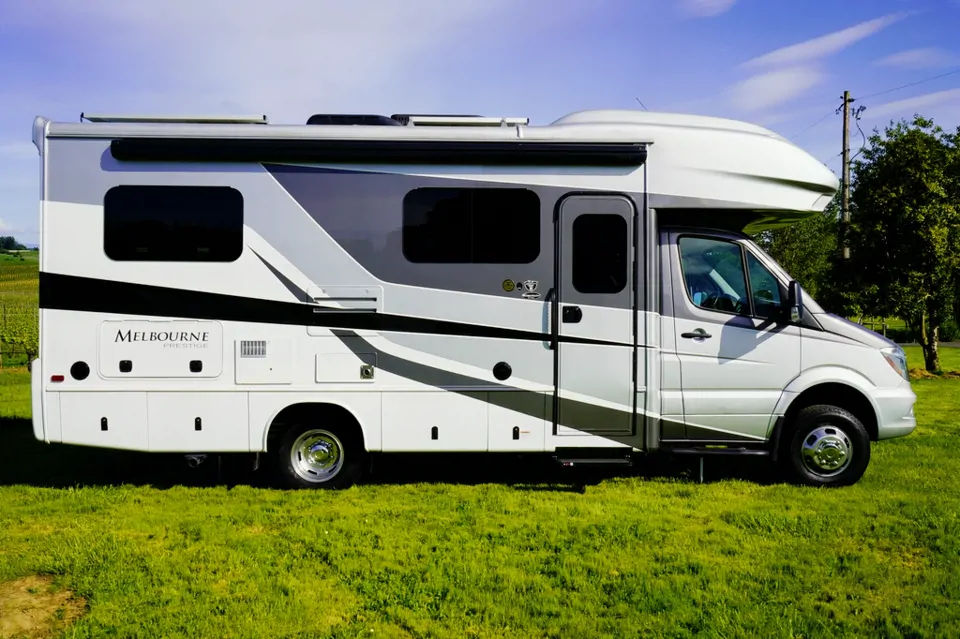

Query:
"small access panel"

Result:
[[554, 195, 637, 436]]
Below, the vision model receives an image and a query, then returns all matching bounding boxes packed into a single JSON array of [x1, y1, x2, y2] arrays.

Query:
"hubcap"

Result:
[[800, 425, 852, 477], [290, 429, 344, 483]]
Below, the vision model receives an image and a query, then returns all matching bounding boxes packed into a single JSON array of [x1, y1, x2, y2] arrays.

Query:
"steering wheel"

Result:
[[701, 293, 744, 314]]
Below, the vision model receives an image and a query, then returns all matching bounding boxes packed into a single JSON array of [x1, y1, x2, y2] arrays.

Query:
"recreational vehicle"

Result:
[[29, 109, 917, 488]]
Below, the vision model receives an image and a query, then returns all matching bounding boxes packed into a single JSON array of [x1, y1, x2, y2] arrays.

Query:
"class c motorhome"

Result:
[[29, 109, 917, 488]]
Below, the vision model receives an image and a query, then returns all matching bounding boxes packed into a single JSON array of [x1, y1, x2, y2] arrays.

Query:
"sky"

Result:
[[1, 0, 960, 246]]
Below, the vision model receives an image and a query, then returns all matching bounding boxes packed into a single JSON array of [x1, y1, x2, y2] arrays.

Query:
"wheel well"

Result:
[[784, 383, 879, 441], [265, 402, 366, 452]]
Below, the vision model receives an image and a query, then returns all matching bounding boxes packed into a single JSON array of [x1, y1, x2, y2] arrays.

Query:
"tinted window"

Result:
[[678, 236, 748, 314], [747, 252, 783, 319], [572, 214, 628, 294], [104, 185, 243, 262], [402, 188, 540, 263]]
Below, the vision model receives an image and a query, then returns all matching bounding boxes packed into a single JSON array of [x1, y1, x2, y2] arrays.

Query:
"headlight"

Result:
[[882, 347, 909, 381]]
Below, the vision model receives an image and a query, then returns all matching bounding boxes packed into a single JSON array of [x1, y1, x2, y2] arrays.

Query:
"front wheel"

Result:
[[275, 423, 365, 489], [780, 404, 871, 487]]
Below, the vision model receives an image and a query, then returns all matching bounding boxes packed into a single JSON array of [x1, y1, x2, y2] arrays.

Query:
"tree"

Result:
[[751, 195, 839, 300], [846, 115, 960, 373], [0, 236, 25, 251]]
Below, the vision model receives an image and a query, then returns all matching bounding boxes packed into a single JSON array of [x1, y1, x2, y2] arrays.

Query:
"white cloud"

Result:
[[728, 66, 824, 112], [679, 0, 737, 18], [875, 48, 957, 69], [726, 13, 909, 114], [744, 13, 907, 70], [0, 0, 589, 124], [864, 88, 960, 120]]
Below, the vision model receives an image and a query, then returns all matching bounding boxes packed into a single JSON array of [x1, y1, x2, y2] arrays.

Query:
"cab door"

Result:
[[667, 231, 801, 442]]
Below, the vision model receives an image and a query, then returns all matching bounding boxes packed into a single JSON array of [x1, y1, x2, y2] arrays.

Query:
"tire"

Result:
[[275, 421, 365, 490], [779, 404, 871, 487]]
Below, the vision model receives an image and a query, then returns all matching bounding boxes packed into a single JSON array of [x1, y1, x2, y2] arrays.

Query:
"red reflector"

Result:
[[51, 375, 64, 382]]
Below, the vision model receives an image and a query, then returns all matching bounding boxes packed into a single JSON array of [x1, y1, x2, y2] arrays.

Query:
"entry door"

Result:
[[555, 195, 636, 436]]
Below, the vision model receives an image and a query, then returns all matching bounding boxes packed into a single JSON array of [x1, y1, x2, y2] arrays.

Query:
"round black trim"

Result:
[[70, 361, 90, 381]]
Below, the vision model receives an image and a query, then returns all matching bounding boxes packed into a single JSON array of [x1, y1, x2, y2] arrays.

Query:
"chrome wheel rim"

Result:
[[800, 425, 852, 477], [290, 429, 344, 483]]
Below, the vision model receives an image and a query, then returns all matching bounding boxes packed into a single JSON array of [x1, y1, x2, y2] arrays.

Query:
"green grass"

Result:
[[1, 371, 959, 637], [0, 254, 38, 306]]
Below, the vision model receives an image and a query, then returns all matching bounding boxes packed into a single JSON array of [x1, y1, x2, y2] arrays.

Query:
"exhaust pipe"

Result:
[[185, 454, 208, 468]]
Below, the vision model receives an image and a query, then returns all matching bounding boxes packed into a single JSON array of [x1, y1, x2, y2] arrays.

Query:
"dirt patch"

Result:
[[0, 575, 85, 639], [909, 368, 960, 380]]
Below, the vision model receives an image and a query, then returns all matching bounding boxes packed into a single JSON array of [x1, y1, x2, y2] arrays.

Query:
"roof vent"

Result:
[[305, 114, 401, 126]]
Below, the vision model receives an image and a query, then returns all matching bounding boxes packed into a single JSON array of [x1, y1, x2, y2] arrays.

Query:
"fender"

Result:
[[769, 365, 882, 434], [258, 397, 378, 453]]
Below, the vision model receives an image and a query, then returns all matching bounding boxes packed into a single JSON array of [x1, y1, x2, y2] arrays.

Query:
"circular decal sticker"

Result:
[[502, 279, 516, 292]]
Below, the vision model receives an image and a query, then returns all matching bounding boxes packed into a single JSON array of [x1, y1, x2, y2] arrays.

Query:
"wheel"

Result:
[[275, 422, 365, 489], [780, 404, 871, 487]]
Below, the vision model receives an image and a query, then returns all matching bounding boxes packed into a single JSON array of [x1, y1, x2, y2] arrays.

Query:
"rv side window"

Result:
[[402, 188, 540, 263], [678, 236, 749, 314], [103, 185, 243, 262], [572, 214, 628, 294]]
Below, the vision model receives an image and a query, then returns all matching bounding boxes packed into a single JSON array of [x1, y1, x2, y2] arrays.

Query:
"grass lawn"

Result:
[[0, 348, 958, 638]]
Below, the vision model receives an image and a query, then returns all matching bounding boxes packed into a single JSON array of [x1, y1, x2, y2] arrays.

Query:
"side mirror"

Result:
[[787, 280, 803, 323]]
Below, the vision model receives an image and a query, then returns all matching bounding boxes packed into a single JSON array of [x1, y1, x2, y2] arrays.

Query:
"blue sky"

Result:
[[2, 0, 959, 246]]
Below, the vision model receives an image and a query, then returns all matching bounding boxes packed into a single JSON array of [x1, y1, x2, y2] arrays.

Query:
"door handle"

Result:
[[681, 329, 712, 339], [561, 305, 582, 323]]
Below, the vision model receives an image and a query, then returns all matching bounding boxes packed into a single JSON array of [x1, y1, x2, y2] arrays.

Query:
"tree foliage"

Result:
[[751, 196, 839, 300], [0, 236, 26, 251], [846, 115, 960, 372]]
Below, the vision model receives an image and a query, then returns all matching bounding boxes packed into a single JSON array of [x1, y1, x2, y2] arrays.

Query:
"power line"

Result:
[[858, 67, 960, 101], [789, 66, 960, 141], [790, 111, 835, 140]]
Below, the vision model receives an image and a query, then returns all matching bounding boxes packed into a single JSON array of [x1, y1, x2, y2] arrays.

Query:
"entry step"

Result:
[[667, 446, 770, 457]]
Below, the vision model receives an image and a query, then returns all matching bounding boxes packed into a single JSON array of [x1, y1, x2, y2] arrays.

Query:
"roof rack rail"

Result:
[[306, 114, 401, 126], [390, 114, 529, 127], [79, 113, 269, 125]]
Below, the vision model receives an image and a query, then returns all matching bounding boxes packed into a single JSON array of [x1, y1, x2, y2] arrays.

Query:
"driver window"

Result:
[[746, 252, 783, 319], [678, 236, 748, 314]]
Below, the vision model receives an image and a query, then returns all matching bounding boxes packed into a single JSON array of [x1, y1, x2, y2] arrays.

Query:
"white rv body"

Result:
[[29, 109, 917, 487]]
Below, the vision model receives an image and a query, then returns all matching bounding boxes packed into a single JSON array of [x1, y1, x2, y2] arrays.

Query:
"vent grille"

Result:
[[240, 340, 267, 358]]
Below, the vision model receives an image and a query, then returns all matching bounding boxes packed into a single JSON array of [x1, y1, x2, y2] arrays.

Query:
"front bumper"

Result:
[[871, 379, 917, 440]]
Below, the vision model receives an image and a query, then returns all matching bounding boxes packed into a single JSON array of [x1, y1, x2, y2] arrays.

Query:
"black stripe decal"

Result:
[[108, 137, 649, 167], [331, 329, 643, 439], [38, 272, 629, 347]]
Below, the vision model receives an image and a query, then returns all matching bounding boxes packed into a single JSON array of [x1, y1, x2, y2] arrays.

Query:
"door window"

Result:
[[746, 252, 784, 320], [678, 236, 785, 320], [678, 237, 749, 314], [572, 214, 628, 294]]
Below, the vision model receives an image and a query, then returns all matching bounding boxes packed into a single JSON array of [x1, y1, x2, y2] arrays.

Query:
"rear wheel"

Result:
[[275, 421, 365, 489], [780, 404, 871, 487]]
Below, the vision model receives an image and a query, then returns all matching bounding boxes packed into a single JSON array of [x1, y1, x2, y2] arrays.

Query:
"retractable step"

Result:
[[667, 446, 770, 457], [553, 448, 634, 467]]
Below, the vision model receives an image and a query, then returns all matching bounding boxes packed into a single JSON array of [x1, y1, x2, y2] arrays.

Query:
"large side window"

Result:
[[402, 188, 540, 264], [572, 214, 628, 294], [104, 185, 243, 262], [678, 236, 749, 315], [746, 252, 784, 320]]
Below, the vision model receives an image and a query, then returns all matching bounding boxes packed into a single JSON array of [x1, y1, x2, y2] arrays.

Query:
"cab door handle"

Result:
[[681, 329, 712, 339]]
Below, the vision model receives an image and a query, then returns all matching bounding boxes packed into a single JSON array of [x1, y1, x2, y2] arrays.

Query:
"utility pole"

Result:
[[840, 90, 853, 260]]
